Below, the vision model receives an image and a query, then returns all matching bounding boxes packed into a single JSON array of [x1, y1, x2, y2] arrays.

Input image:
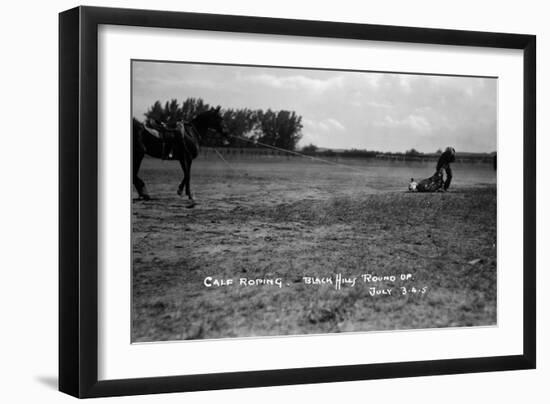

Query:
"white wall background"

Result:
[[0, 0, 545, 402]]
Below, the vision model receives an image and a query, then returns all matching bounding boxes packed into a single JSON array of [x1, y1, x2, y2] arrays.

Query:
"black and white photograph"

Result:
[[1, 0, 544, 402], [131, 60, 497, 342]]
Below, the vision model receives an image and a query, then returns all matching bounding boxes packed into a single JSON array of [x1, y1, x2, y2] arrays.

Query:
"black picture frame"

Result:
[[59, 6, 536, 398]]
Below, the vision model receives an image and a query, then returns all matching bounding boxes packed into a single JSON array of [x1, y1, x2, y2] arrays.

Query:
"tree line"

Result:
[[301, 144, 495, 160], [143, 98, 303, 151], [141, 98, 495, 159]]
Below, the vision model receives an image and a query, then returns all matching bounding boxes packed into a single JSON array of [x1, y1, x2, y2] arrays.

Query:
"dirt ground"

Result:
[[132, 156, 497, 342]]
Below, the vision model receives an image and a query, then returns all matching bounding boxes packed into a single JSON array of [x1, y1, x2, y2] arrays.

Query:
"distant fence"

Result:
[[200, 147, 296, 159], [199, 147, 494, 164], [375, 154, 495, 164]]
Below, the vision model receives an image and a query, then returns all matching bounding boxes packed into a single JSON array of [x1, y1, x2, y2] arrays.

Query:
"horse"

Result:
[[133, 107, 229, 206]]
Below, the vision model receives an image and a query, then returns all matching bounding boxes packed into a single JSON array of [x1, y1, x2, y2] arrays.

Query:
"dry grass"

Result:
[[132, 157, 496, 342]]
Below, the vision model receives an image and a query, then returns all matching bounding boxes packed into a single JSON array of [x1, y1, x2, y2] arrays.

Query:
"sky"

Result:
[[132, 61, 497, 153]]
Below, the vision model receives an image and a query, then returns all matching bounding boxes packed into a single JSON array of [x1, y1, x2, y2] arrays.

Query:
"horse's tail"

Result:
[[132, 118, 144, 139], [132, 118, 146, 154]]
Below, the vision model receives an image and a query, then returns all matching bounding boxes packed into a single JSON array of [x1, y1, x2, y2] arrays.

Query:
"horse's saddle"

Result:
[[146, 121, 189, 138], [144, 121, 199, 160], [142, 124, 161, 139]]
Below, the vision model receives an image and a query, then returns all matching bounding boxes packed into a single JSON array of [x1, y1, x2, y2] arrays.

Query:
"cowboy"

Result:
[[436, 146, 456, 191]]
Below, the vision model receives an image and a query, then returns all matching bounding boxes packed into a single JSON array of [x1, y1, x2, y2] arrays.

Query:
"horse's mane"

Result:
[[191, 107, 221, 123]]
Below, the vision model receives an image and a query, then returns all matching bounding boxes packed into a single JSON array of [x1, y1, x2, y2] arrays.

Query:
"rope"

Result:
[[228, 134, 371, 174], [213, 148, 235, 171]]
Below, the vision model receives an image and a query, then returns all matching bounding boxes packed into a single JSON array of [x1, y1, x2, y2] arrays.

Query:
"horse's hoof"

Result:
[[141, 194, 151, 201], [177, 188, 183, 196]]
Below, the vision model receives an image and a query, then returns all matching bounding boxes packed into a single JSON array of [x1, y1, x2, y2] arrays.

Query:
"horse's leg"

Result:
[[133, 152, 150, 200], [177, 158, 195, 207], [185, 159, 194, 202], [177, 158, 186, 197]]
